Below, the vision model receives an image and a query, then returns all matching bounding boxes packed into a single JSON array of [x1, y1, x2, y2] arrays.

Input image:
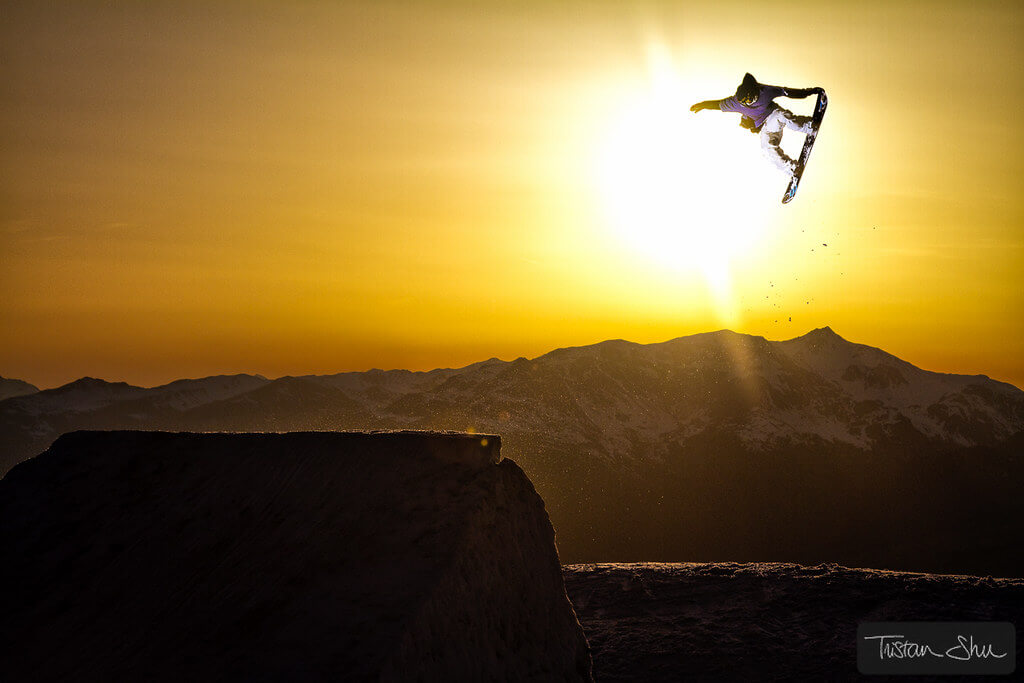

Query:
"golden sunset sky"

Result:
[[2, 1, 1022, 389]]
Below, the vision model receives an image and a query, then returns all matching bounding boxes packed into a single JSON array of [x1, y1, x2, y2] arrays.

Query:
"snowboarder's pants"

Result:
[[761, 107, 814, 175]]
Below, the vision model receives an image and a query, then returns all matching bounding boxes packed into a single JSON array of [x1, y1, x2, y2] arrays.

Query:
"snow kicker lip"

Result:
[[0, 429, 591, 682]]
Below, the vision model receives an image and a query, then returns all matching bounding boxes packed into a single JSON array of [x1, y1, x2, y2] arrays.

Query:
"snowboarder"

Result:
[[690, 73, 824, 178]]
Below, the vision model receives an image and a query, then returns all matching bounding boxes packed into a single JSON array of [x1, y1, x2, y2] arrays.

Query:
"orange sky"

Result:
[[2, 1, 1022, 389]]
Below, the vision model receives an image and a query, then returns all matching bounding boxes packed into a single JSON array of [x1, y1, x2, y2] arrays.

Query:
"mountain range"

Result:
[[3, 328, 1022, 574]]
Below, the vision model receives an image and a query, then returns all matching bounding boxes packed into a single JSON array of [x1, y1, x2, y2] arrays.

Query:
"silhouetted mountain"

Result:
[[0, 376, 38, 402], [3, 329, 1022, 574]]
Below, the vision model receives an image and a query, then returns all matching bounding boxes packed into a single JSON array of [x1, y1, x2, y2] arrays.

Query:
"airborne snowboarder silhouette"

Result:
[[691, 73, 827, 203]]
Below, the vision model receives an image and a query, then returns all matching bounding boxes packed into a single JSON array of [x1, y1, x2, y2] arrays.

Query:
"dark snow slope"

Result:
[[564, 562, 1024, 683], [0, 430, 592, 683]]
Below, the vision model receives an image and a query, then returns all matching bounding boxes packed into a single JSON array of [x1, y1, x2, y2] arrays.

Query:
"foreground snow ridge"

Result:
[[564, 562, 1024, 683]]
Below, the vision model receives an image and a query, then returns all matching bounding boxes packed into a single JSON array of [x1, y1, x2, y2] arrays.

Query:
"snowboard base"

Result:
[[782, 91, 828, 204]]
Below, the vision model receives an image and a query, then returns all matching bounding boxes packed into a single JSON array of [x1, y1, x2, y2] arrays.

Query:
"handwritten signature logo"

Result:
[[863, 633, 1009, 661], [857, 622, 1015, 675]]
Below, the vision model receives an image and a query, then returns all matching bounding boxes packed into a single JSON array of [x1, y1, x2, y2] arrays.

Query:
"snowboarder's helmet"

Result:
[[736, 73, 759, 106]]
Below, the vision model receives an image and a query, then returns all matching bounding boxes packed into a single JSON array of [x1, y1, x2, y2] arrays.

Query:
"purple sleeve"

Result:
[[718, 96, 741, 112], [761, 86, 785, 100]]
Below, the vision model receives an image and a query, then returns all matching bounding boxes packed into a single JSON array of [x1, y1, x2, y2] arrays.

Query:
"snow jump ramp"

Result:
[[0, 430, 593, 682]]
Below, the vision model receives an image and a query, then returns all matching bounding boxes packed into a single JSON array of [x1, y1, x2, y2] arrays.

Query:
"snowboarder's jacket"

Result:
[[718, 85, 786, 130]]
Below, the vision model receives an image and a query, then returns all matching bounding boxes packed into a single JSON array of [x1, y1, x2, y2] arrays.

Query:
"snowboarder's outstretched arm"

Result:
[[690, 99, 725, 113]]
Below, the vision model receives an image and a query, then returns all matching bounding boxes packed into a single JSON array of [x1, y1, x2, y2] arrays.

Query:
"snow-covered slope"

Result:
[[774, 327, 1023, 446], [347, 327, 1022, 459], [3, 329, 1022, 475]]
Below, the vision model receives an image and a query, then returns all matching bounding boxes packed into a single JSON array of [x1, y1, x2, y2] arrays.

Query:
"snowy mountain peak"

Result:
[[786, 326, 847, 346]]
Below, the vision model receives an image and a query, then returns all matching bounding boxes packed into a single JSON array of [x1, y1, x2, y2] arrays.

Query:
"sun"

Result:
[[593, 48, 779, 314]]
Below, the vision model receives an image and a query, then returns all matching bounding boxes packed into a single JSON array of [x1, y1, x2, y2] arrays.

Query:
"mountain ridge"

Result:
[[0, 376, 38, 402], [4, 329, 1020, 467], [9, 328, 1018, 395], [3, 328, 1022, 573]]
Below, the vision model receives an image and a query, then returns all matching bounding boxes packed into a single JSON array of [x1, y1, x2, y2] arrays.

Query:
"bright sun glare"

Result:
[[594, 47, 780, 319]]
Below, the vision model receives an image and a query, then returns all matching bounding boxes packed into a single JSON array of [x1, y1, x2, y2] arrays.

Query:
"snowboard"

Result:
[[782, 90, 828, 204]]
